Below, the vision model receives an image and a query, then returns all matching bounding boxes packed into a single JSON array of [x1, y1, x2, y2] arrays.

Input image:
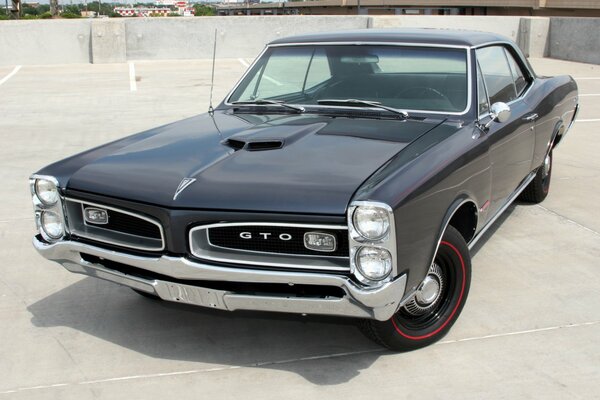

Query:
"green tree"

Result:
[[194, 4, 215, 16], [22, 4, 40, 16], [86, 1, 114, 16]]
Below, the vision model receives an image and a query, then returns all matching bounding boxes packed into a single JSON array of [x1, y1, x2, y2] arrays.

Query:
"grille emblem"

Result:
[[83, 207, 109, 225], [173, 178, 196, 200], [240, 232, 293, 241], [304, 232, 336, 252]]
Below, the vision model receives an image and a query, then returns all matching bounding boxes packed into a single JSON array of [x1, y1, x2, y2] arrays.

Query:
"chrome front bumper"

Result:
[[33, 237, 408, 321]]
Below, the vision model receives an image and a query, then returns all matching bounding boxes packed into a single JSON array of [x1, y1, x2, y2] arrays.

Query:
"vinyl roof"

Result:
[[268, 28, 513, 48]]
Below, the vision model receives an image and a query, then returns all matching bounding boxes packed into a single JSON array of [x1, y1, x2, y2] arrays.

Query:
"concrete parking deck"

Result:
[[0, 57, 598, 399]]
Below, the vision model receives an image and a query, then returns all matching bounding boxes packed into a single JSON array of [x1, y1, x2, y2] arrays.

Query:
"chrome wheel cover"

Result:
[[403, 263, 445, 316]]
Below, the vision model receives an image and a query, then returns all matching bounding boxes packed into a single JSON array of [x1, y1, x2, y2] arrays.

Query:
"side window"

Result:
[[477, 62, 490, 116], [304, 49, 331, 90], [476, 46, 517, 104], [504, 48, 528, 96]]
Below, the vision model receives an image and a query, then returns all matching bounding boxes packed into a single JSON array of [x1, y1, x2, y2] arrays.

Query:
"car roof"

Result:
[[268, 28, 512, 48]]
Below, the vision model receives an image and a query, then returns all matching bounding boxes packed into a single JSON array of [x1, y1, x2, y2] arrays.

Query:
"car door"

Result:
[[476, 45, 535, 217]]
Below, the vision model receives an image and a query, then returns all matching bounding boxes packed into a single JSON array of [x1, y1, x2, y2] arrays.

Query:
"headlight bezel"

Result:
[[352, 205, 391, 241], [30, 176, 60, 208], [355, 246, 393, 281], [347, 201, 397, 286], [39, 210, 66, 240], [30, 174, 67, 243]]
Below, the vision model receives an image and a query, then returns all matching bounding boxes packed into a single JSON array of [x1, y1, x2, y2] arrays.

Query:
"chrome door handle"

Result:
[[523, 113, 539, 122]]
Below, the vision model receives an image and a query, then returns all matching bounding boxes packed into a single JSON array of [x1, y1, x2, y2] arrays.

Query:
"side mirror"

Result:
[[484, 102, 511, 129]]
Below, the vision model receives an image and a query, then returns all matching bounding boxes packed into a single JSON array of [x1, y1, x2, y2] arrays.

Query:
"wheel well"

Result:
[[448, 201, 478, 243]]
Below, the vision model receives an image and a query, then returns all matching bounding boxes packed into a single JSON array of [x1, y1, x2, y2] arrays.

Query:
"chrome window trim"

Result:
[[189, 222, 351, 271], [224, 41, 473, 117], [472, 40, 535, 78], [475, 44, 536, 122], [65, 198, 166, 252]]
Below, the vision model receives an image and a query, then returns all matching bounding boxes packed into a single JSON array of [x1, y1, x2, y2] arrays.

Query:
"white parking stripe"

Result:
[[236, 58, 281, 86], [0, 320, 597, 395], [0, 65, 22, 87], [128, 62, 137, 92], [579, 94, 600, 97], [577, 119, 600, 122]]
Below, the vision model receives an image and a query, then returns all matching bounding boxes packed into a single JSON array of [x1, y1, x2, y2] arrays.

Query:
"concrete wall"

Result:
[[549, 17, 600, 65], [125, 16, 369, 61], [0, 20, 92, 65], [0, 15, 596, 66]]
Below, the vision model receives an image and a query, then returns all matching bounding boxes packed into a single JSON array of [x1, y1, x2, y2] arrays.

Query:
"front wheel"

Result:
[[360, 225, 471, 351]]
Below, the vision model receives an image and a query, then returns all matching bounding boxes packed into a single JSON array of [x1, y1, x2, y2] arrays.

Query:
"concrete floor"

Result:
[[0, 57, 598, 399]]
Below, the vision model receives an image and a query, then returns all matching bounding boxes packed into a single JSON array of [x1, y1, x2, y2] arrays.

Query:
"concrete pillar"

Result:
[[91, 20, 126, 64], [518, 17, 550, 58]]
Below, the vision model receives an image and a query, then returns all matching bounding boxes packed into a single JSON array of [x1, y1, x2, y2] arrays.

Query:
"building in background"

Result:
[[113, 0, 195, 17], [216, 0, 600, 17]]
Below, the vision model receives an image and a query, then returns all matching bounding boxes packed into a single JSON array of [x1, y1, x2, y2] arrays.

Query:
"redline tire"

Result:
[[360, 225, 472, 351]]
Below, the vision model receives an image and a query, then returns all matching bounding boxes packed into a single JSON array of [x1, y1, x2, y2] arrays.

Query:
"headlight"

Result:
[[352, 206, 390, 240], [355, 246, 392, 281], [34, 178, 59, 206], [40, 211, 65, 240]]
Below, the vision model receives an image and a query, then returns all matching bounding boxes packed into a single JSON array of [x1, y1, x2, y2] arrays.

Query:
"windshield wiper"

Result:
[[317, 99, 408, 119], [231, 99, 305, 113]]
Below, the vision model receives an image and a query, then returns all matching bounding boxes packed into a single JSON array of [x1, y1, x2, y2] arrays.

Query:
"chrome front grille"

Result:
[[208, 225, 349, 258], [190, 222, 350, 272], [65, 199, 165, 252]]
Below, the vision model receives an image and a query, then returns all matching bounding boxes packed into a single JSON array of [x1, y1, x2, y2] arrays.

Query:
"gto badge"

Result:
[[173, 178, 196, 200], [83, 207, 109, 225], [240, 232, 293, 241]]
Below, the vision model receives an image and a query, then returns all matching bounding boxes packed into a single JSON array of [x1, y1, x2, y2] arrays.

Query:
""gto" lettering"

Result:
[[240, 232, 292, 241]]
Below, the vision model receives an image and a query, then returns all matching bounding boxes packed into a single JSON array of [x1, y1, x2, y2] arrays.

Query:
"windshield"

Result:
[[228, 45, 469, 114]]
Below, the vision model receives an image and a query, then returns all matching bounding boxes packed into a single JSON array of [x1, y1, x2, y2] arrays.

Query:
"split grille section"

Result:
[[63, 198, 350, 272], [64, 199, 164, 252], [208, 225, 349, 258]]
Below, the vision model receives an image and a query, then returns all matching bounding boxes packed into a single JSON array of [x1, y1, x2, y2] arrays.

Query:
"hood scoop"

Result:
[[224, 138, 284, 151]]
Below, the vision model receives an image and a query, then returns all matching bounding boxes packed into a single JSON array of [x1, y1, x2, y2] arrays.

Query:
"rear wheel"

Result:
[[360, 226, 471, 351], [519, 151, 552, 203]]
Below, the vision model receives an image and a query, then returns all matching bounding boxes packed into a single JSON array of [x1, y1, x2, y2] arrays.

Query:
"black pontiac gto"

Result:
[[30, 29, 578, 350]]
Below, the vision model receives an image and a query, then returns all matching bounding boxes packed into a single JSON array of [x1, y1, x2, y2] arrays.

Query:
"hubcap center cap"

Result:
[[416, 276, 441, 305]]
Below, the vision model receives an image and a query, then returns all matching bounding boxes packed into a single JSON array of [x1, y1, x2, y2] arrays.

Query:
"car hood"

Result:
[[63, 112, 445, 215]]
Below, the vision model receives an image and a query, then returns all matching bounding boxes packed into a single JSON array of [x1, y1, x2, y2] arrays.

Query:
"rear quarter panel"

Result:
[[525, 75, 578, 168]]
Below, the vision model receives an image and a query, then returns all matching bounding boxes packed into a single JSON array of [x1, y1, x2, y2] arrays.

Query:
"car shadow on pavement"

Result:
[[27, 277, 385, 385]]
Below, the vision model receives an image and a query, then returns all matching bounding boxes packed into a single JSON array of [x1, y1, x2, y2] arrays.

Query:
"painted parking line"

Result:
[[0, 320, 597, 395], [237, 58, 281, 86], [579, 94, 600, 97], [0, 65, 22, 87], [128, 62, 137, 92], [576, 119, 600, 122]]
